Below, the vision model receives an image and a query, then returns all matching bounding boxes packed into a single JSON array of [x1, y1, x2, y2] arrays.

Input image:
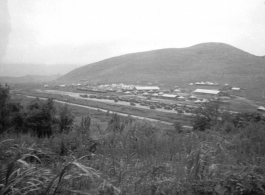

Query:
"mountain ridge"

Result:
[[0, 75, 61, 84], [58, 42, 265, 82]]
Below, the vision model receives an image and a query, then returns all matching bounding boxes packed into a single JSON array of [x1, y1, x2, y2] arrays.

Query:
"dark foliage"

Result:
[[231, 112, 265, 128], [0, 84, 23, 134], [0, 85, 75, 138], [192, 101, 222, 131], [106, 113, 125, 133], [58, 104, 74, 133], [25, 98, 56, 138]]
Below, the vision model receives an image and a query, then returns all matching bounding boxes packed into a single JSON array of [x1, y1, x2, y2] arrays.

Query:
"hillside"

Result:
[[0, 75, 61, 84], [58, 42, 265, 100]]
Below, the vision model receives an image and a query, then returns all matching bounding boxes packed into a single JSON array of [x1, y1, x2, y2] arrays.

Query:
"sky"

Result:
[[0, 0, 265, 76]]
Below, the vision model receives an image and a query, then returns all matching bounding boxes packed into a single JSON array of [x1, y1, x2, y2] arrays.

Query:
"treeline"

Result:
[[192, 100, 265, 132], [0, 84, 74, 137]]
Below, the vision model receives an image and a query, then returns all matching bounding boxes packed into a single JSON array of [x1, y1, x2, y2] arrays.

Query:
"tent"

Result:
[[257, 106, 265, 111]]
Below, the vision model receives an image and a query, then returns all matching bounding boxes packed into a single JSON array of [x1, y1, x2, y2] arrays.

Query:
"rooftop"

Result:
[[162, 94, 177, 98], [135, 86, 160, 90], [194, 89, 220, 95]]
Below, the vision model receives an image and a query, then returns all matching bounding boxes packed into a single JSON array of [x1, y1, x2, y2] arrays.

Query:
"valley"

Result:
[[2, 42, 265, 195]]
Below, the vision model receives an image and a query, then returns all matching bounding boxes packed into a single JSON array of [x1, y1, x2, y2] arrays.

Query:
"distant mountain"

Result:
[[0, 64, 80, 77], [58, 42, 265, 101], [0, 75, 61, 84]]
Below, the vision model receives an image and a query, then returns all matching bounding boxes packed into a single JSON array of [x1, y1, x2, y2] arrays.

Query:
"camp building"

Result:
[[194, 89, 220, 97], [134, 86, 160, 91]]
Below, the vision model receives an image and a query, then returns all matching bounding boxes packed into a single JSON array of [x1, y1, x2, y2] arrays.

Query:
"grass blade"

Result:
[[5, 161, 16, 186]]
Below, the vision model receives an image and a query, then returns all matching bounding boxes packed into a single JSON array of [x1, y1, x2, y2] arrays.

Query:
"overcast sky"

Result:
[[0, 0, 265, 76]]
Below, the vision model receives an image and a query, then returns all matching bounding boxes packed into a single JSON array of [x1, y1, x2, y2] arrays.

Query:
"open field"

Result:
[[12, 94, 175, 139], [12, 89, 191, 126], [11, 82, 265, 131]]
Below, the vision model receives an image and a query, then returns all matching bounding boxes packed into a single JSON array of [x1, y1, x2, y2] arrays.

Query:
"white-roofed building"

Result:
[[194, 99, 209, 103], [135, 86, 160, 91], [231, 87, 240, 90], [194, 89, 220, 99], [194, 89, 220, 95], [161, 94, 177, 99], [177, 96, 185, 101], [188, 95, 197, 100], [195, 82, 205, 85], [257, 106, 265, 111]]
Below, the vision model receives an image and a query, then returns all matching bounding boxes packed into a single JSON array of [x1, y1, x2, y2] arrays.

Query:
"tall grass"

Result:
[[1, 113, 265, 194]]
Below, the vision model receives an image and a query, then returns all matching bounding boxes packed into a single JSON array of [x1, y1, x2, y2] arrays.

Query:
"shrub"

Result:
[[173, 121, 183, 133], [80, 115, 91, 136], [192, 101, 222, 131], [231, 112, 265, 128], [58, 103, 74, 134], [25, 98, 57, 138], [230, 122, 265, 165], [0, 84, 23, 134]]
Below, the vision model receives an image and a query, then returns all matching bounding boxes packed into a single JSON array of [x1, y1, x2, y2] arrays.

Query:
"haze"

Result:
[[0, 0, 265, 76]]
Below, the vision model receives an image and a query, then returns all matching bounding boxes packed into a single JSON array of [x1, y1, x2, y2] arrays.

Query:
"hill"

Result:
[[0, 63, 79, 77], [0, 75, 61, 84], [58, 42, 265, 100]]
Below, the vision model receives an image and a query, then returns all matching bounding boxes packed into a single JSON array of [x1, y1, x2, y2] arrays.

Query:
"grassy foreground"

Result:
[[1, 84, 265, 194], [1, 111, 265, 194]]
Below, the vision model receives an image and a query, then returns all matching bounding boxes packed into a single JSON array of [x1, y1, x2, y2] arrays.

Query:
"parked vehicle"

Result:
[[80, 94, 88, 98]]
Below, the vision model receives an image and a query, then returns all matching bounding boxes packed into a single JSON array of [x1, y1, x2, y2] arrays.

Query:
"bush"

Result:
[[192, 101, 222, 131], [58, 103, 74, 133], [25, 98, 57, 138], [173, 121, 183, 133], [0, 84, 23, 134], [230, 123, 265, 165], [231, 112, 265, 128]]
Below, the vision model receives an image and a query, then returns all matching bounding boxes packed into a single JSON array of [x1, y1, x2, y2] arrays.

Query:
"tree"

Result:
[[192, 100, 223, 131], [25, 98, 56, 138], [0, 84, 22, 134], [0, 84, 11, 133], [58, 103, 74, 133]]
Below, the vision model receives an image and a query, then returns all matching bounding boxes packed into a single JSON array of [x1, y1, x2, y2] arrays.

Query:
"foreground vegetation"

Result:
[[1, 84, 265, 195]]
